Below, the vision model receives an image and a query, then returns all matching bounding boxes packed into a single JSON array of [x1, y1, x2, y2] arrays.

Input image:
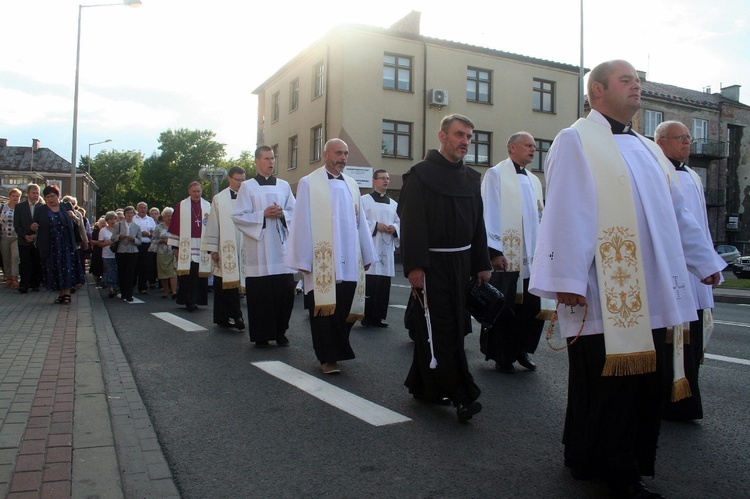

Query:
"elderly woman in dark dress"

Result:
[[32, 185, 86, 303]]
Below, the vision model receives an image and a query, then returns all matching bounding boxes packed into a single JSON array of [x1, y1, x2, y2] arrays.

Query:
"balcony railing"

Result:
[[691, 139, 728, 159]]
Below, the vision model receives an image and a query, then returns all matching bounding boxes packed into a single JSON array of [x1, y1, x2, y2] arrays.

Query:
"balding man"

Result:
[[481, 132, 545, 373], [529, 60, 724, 497], [286, 139, 377, 374], [655, 120, 718, 421]]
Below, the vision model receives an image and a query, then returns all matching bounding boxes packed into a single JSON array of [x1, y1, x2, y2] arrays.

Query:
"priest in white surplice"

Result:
[[231, 146, 296, 347], [481, 132, 545, 373], [360, 169, 400, 328], [528, 60, 724, 498], [202, 166, 246, 331], [285, 139, 377, 374], [656, 120, 721, 421]]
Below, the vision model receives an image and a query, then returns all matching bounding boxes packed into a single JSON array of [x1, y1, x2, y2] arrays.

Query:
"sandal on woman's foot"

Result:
[[54, 294, 71, 304]]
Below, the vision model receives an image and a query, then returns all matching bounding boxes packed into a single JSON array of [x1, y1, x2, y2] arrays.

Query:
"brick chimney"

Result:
[[32, 138, 41, 151], [390, 11, 421, 35], [0, 138, 7, 148]]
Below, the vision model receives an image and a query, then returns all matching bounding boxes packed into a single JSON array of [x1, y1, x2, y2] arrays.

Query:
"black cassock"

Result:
[[399, 149, 491, 406]]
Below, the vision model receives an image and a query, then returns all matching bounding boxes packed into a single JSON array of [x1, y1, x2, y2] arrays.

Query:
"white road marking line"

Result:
[[714, 320, 750, 328], [152, 312, 207, 332], [392, 284, 411, 288], [705, 353, 750, 366], [252, 361, 411, 427], [390, 304, 407, 309]]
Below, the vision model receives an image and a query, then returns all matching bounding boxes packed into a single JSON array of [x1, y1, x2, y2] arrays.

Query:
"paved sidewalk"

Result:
[[0, 279, 178, 498]]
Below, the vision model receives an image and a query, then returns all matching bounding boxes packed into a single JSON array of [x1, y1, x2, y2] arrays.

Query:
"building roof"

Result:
[[640, 80, 750, 110], [0, 146, 75, 173], [253, 23, 582, 94]]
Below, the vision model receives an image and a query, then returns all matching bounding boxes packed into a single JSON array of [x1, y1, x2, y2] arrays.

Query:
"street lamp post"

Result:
[[71, 0, 142, 198], [88, 139, 112, 174]]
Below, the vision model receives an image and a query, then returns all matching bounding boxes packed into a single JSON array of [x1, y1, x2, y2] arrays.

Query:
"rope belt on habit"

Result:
[[429, 245, 471, 252]]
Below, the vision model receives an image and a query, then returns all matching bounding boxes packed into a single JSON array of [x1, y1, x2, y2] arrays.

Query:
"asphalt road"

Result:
[[100, 273, 750, 498]]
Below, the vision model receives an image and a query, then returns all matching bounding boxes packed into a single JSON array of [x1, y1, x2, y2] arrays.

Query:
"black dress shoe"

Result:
[[456, 401, 482, 422], [255, 340, 270, 348], [234, 319, 246, 330], [276, 335, 289, 346], [517, 352, 537, 371], [360, 320, 371, 328], [372, 320, 389, 328], [609, 479, 665, 499], [216, 320, 233, 328], [495, 363, 517, 374], [18, 288, 28, 294], [186, 303, 198, 312], [413, 394, 452, 406]]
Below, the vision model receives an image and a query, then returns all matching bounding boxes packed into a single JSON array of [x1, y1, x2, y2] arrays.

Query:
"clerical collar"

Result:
[[512, 161, 527, 175], [602, 114, 635, 135], [370, 191, 390, 204], [668, 157, 687, 171], [326, 172, 345, 181], [230, 189, 237, 200], [254, 174, 277, 186]]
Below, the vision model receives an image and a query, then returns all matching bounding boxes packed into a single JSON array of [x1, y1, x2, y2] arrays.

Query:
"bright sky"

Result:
[[2, 0, 748, 163]]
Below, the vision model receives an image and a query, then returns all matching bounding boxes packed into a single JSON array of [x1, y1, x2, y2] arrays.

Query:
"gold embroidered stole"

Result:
[[216, 191, 242, 289], [175, 198, 211, 277], [309, 168, 366, 321], [572, 118, 656, 376]]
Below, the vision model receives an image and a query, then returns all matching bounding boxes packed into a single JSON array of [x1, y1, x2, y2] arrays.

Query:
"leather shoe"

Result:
[[234, 319, 246, 330], [609, 480, 665, 499], [456, 401, 482, 422], [413, 394, 452, 406], [276, 335, 290, 346], [216, 320, 233, 328], [495, 363, 516, 374], [517, 352, 537, 371], [255, 340, 270, 348], [18, 288, 28, 294], [372, 320, 389, 328], [322, 362, 340, 374], [360, 320, 372, 328], [186, 303, 198, 311]]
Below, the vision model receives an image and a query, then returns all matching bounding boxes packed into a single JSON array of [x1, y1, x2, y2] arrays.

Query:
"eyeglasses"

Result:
[[667, 134, 692, 142], [375, 177, 390, 181], [229, 177, 245, 182]]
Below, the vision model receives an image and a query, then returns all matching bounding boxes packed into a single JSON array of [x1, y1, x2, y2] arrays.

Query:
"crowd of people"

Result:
[[0, 58, 726, 499]]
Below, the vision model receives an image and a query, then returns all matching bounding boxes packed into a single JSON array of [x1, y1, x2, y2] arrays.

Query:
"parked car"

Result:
[[716, 245, 741, 265], [733, 255, 750, 279]]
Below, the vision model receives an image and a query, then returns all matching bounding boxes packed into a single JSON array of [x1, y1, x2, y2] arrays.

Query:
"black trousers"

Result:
[[246, 274, 295, 342], [364, 274, 391, 323], [563, 330, 667, 482], [308, 281, 357, 363], [116, 252, 138, 300], [213, 275, 243, 324], [18, 244, 42, 290], [176, 262, 208, 307], [137, 244, 155, 291]]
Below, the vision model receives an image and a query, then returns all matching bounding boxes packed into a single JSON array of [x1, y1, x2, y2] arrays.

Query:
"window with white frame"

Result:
[[465, 131, 491, 166], [383, 53, 412, 92], [644, 110, 663, 138], [692, 118, 709, 140], [271, 92, 280, 122], [381, 120, 412, 158], [289, 78, 299, 112], [311, 125, 323, 162], [312, 62, 324, 99], [288, 136, 298, 170]]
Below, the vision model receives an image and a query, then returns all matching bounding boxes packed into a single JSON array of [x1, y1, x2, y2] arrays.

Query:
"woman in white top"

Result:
[[0, 188, 21, 289], [98, 211, 119, 298]]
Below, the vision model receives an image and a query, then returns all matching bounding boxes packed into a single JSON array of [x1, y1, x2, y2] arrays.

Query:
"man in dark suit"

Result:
[[13, 184, 43, 293]]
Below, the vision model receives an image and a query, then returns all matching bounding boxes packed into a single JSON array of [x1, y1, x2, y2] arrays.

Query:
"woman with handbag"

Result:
[[111, 205, 141, 302], [33, 185, 86, 304]]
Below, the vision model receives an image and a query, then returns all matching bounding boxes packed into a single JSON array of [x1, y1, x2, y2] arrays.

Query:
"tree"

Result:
[[89, 149, 144, 214], [138, 129, 226, 208]]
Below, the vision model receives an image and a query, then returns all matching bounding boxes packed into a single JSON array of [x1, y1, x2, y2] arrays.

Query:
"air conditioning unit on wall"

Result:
[[428, 89, 449, 107]]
